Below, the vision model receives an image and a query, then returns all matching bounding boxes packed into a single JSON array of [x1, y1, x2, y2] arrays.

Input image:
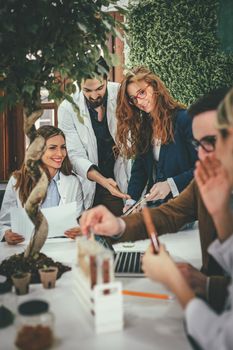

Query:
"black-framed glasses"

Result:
[[191, 135, 217, 153], [219, 128, 229, 138], [128, 85, 150, 105]]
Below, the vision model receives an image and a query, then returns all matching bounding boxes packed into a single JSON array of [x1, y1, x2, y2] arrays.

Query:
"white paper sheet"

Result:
[[10, 202, 78, 240]]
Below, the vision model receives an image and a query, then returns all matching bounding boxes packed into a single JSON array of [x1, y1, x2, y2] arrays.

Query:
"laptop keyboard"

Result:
[[114, 251, 144, 276]]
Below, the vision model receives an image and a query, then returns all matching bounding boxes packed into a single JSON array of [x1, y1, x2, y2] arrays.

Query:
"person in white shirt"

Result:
[[0, 125, 84, 244], [142, 87, 233, 350], [58, 57, 131, 216]]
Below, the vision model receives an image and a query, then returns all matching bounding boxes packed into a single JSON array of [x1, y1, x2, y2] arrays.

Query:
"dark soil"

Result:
[[0, 252, 71, 284]]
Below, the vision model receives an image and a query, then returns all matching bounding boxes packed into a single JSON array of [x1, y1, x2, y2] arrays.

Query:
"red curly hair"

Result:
[[116, 67, 185, 158]]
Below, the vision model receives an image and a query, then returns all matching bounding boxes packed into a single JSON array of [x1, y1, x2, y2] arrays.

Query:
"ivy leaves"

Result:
[[127, 0, 233, 105]]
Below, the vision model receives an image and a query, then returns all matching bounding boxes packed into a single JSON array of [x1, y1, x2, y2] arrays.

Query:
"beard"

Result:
[[88, 96, 104, 109]]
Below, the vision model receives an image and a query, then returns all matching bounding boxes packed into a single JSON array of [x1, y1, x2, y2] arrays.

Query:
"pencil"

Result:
[[142, 207, 160, 253], [122, 290, 173, 300]]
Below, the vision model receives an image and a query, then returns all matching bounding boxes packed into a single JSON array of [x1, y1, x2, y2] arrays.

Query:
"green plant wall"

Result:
[[127, 0, 233, 105]]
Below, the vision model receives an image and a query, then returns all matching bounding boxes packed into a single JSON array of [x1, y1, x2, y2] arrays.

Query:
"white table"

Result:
[[0, 227, 201, 350]]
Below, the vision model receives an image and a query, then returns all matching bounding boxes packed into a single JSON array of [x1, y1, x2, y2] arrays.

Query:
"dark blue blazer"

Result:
[[128, 109, 197, 205]]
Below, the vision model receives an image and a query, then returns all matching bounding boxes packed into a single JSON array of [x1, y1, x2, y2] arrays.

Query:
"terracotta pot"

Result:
[[39, 267, 58, 289], [11, 272, 31, 295]]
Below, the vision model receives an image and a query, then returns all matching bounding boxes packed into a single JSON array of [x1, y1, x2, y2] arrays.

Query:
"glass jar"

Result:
[[15, 300, 54, 350], [0, 275, 15, 328]]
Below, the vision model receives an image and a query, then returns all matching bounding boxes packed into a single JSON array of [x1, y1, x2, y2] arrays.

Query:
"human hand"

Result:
[[176, 262, 207, 297], [123, 205, 131, 213], [64, 226, 82, 239], [80, 205, 125, 237], [146, 181, 171, 201], [4, 230, 25, 245], [104, 178, 131, 200], [194, 155, 231, 216], [123, 204, 141, 215], [142, 244, 178, 288]]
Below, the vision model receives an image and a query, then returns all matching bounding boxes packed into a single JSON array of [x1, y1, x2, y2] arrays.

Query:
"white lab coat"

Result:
[[0, 173, 84, 241], [58, 82, 131, 209], [185, 234, 233, 350]]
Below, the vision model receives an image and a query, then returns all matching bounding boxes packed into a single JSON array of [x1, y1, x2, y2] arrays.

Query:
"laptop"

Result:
[[114, 251, 144, 277]]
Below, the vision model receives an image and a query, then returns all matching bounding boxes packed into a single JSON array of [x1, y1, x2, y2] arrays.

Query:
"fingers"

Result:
[[145, 243, 166, 256], [65, 226, 81, 234], [91, 223, 111, 235], [64, 232, 76, 239], [80, 206, 105, 235], [123, 205, 131, 214], [64, 226, 82, 239], [110, 186, 130, 199], [195, 156, 223, 185], [146, 189, 161, 201], [105, 178, 131, 199], [147, 182, 170, 201], [8, 238, 25, 245], [107, 178, 117, 187], [112, 190, 130, 199], [80, 205, 115, 235], [5, 231, 25, 245], [195, 160, 210, 185]]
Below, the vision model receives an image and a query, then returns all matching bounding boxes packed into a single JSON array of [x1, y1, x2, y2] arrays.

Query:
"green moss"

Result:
[[127, 0, 233, 105]]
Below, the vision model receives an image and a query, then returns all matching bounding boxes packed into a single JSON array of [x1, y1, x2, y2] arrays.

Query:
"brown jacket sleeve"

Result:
[[113, 180, 198, 243]]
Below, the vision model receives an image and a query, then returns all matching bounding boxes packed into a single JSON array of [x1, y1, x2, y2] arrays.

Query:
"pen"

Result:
[[122, 290, 173, 300], [142, 206, 160, 254]]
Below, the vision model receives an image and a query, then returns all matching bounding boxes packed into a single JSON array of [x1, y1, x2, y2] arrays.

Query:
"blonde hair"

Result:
[[217, 87, 233, 131]]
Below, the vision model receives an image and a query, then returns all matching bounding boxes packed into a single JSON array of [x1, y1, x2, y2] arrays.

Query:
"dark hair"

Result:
[[13, 125, 73, 206], [188, 87, 231, 119]]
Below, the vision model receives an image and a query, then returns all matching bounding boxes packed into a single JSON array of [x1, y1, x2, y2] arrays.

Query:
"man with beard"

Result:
[[58, 57, 131, 215], [80, 87, 231, 312]]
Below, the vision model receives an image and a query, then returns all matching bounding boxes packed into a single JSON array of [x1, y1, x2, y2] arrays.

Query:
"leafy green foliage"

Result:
[[0, 0, 123, 112], [218, 0, 233, 53], [127, 0, 233, 105]]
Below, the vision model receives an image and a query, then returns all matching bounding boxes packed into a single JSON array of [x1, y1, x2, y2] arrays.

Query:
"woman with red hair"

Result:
[[116, 67, 197, 211]]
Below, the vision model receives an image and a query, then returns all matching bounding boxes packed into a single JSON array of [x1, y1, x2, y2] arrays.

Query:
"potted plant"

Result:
[[0, 0, 125, 281]]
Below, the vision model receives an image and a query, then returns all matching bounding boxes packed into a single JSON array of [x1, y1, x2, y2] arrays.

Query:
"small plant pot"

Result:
[[39, 267, 58, 289], [11, 272, 31, 295]]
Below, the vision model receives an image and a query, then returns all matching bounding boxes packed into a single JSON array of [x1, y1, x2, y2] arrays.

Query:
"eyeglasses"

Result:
[[191, 135, 217, 153], [128, 85, 150, 105], [219, 128, 229, 138]]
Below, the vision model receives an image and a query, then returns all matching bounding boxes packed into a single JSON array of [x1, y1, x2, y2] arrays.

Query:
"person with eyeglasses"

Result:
[[80, 87, 231, 313], [142, 88, 233, 350], [191, 135, 217, 153], [115, 66, 197, 212]]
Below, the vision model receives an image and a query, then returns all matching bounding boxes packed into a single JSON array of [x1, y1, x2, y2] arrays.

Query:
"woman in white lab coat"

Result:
[[142, 88, 233, 350], [0, 125, 84, 244]]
